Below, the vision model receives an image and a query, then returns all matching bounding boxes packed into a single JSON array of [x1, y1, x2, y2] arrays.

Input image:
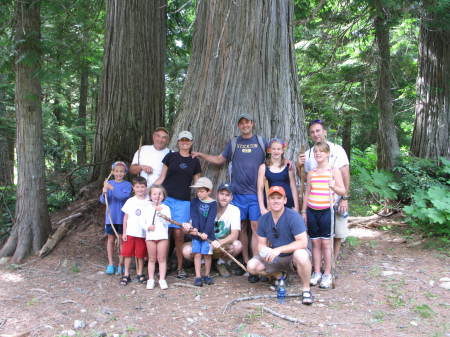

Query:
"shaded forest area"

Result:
[[0, 0, 449, 262]]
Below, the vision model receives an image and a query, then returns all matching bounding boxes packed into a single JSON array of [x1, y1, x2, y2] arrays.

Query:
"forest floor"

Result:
[[0, 213, 449, 337]]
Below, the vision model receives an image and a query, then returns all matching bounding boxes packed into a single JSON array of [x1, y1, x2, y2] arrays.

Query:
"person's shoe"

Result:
[[216, 262, 231, 278], [115, 265, 123, 275], [176, 269, 187, 279], [319, 274, 332, 289], [105, 264, 115, 275], [310, 272, 322, 286], [248, 274, 260, 283], [302, 290, 314, 305], [146, 279, 155, 290], [194, 277, 203, 287], [159, 279, 169, 290], [260, 275, 269, 282], [229, 261, 246, 276], [203, 275, 214, 285]]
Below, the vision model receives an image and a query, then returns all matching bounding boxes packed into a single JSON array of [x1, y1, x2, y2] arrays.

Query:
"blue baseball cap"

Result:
[[217, 183, 233, 193]]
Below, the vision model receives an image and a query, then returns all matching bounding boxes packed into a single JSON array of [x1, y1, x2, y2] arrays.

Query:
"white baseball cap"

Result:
[[190, 177, 213, 191], [177, 130, 193, 141]]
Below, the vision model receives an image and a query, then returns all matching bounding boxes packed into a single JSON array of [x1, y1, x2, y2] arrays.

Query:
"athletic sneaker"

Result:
[[146, 279, 155, 290], [319, 274, 332, 289], [310, 272, 322, 286], [105, 264, 115, 275], [176, 269, 187, 279], [159, 279, 168, 290], [248, 274, 260, 283], [216, 262, 231, 278], [194, 277, 203, 287], [203, 275, 214, 285]]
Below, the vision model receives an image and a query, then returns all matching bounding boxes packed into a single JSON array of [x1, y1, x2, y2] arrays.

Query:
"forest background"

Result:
[[0, 0, 449, 262]]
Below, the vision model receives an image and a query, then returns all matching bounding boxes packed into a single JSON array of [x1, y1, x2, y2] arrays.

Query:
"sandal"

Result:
[[302, 290, 314, 305], [136, 274, 146, 284], [120, 275, 131, 286]]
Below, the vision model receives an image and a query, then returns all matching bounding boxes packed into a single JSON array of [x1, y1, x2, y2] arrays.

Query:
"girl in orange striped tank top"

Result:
[[301, 142, 346, 289]]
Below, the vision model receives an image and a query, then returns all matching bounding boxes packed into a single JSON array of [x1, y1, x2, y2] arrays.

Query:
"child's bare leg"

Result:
[[118, 237, 124, 267], [146, 241, 157, 280], [174, 228, 185, 270], [194, 253, 202, 278], [124, 257, 131, 276], [322, 239, 331, 274], [312, 239, 322, 273], [106, 234, 114, 265], [239, 221, 249, 264], [157, 240, 169, 280], [136, 258, 144, 276], [204, 255, 212, 276]]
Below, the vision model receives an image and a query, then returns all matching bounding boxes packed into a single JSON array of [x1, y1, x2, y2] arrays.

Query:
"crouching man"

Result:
[[247, 186, 313, 305]]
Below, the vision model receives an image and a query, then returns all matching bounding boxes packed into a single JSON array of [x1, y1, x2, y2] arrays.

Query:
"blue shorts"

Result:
[[306, 207, 332, 239], [191, 238, 212, 255], [232, 194, 261, 221], [164, 196, 190, 228], [105, 224, 123, 235]]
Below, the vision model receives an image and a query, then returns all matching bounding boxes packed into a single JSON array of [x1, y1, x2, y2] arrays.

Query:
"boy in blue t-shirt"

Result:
[[188, 177, 217, 287], [99, 161, 132, 275]]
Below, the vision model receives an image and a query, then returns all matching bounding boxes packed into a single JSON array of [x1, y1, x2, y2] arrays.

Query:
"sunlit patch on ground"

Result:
[[349, 227, 382, 238], [0, 272, 23, 283]]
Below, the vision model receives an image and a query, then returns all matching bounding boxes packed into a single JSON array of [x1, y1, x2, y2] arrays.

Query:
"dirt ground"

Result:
[[0, 219, 449, 337]]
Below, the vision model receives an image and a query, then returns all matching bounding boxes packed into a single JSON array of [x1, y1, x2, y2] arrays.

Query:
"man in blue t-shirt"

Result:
[[192, 113, 267, 283], [247, 186, 313, 305]]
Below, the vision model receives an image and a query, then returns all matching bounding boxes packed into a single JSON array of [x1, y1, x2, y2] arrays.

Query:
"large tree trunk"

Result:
[[0, 0, 51, 262], [170, 0, 307, 183], [0, 74, 14, 186], [91, 0, 167, 181], [374, 3, 400, 170], [410, 5, 450, 160]]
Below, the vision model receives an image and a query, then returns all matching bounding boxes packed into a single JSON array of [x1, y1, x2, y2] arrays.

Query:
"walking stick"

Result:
[[103, 171, 121, 243], [297, 145, 306, 206], [329, 170, 336, 289], [157, 213, 248, 273], [264, 177, 270, 211]]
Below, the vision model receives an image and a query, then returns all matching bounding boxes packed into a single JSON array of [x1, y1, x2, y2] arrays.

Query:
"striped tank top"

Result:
[[307, 169, 333, 210]]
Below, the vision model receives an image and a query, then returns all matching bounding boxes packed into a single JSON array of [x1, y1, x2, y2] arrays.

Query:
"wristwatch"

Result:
[[341, 196, 350, 200]]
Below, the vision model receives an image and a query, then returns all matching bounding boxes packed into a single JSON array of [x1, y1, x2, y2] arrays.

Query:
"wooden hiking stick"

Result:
[[138, 135, 143, 165], [157, 213, 248, 273], [328, 169, 337, 289], [264, 177, 270, 211], [103, 171, 120, 242], [297, 145, 306, 205]]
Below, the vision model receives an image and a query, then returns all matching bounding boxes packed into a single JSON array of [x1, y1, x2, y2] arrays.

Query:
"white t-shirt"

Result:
[[214, 204, 241, 239], [141, 203, 171, 241], [304, 141, 349, 173], [121, 196, 151, 238], [131, 145, 170, 186]]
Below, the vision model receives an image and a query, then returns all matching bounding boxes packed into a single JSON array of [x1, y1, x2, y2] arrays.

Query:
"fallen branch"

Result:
[[223, 293, 302, 313], [39, 221, 73, 257], [172, 282, 200, 289], [260, 306, 307, 325]]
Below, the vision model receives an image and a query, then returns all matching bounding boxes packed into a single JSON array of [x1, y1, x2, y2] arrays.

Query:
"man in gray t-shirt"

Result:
[[192, 113, 267, 282]]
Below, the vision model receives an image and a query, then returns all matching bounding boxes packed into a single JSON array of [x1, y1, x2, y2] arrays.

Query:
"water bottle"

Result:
[[277, 277, 286, 304]]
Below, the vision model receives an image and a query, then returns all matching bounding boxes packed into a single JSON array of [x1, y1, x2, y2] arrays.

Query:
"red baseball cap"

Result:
[[267, 186, 286, 197]]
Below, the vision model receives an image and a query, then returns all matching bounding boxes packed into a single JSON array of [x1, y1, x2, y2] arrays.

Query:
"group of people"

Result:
[[99, 114, 350, 305]]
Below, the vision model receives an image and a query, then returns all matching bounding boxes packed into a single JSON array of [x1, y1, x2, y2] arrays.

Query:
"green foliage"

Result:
[[413, 304, 435, 318]]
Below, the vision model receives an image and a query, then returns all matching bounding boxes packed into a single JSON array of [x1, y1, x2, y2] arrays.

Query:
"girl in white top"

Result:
[[144, 184, 171, 290]]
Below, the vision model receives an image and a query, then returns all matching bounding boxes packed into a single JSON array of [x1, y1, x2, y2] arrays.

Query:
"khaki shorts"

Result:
[[334, 213, 349, 239], [253, 254, 295, 274]]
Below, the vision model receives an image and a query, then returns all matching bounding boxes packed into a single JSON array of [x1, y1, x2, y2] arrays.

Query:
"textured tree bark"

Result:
[[91, 0, 167, 181], [0, 74, 14, 186], [77, 65, 89, 165], [374, 4, 400, 170], [0, 0, 51, 262], [170, 0, 307, 183], [411, 6, 450, 160]]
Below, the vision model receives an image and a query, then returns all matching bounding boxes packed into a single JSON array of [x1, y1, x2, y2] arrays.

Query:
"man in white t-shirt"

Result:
[[129, 127, 170, 186], [183, 183, 242, 277], [297, 120, 350, 261]]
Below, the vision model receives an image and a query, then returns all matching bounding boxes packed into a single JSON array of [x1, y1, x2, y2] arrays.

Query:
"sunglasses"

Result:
[[308, 119, 324, 128], [272, 226, 279, 239]]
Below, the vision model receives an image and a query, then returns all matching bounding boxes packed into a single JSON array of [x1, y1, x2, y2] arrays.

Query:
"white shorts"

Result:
[[334, 213, 348, 239]]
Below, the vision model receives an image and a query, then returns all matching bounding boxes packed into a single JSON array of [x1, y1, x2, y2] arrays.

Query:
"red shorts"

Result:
[[121, 235, 147, 258]]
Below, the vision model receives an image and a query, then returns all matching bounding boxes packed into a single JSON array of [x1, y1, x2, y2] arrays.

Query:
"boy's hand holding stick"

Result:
[[157, 213, 247, 273]]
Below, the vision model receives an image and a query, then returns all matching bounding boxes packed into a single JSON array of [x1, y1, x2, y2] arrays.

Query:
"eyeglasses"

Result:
[[308, 119, 324, 128], [272, 226, 279, 239]]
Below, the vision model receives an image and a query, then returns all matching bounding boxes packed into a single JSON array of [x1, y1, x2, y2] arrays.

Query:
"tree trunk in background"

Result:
[[91, 0, 166, 181], [77, 65, 89, 166], [411, 4, 450, 160], [170, 0, 307, 184], [0, 0, 51, 262], [0, 74, 14, 186], [342, 114, 352, 161], [374, 3, 400, 170]]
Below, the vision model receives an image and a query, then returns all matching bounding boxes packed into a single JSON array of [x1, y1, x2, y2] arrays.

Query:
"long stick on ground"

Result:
[[157, 213, 247, 273], [223, 293, 303, 313]]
